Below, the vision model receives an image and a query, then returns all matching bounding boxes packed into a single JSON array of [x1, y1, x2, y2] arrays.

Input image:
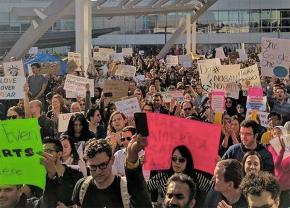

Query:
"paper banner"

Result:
[[144, 113, 221, 174], [3, 60, 25, 76], [0, 119, 46, 189], [0, 76, 26, 100], [115, 97, 141, 118], [115, 65, 136, 78], [240, 64, 261, 90]]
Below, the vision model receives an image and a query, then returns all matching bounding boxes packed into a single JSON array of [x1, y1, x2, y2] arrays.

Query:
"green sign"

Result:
[[0, 119, 46, 189]]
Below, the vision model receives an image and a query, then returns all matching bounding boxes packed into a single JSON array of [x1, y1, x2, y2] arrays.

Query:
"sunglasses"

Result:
[[120, 137, 132, 142], [172, 156, 186, 163], [183, 108, 192, 111], [7, 115, 18, 119], [88, 159, 111, 171]]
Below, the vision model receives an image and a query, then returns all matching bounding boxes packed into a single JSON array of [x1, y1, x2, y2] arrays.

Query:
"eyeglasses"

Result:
[[240, 132, 254, 137], [7, 115, 18, 119], [172, 156, 186, 163], [183, 108, 192, 111], [88, 159, 111, 171], [120, 137, 132, 142], [80, 103, 85, 106]]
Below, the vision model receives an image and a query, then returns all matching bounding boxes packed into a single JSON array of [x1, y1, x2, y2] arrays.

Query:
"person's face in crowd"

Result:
[[86, 152, 113, 184], [134, 89, 143, 101], [0, 185, 22, 208], [236, 104, 244, 114], [91, 110, 102, 124], [244, 155, 261, 174], [195, 85, 203, 95], [71, 102, 81, 113], [29, 101, 40, 116], [17, 99, 24, 110], [74, 120, 83, 134], [231, 119, 240, 134], [79, 100, 86, 111], [213, 166, 231, 193], [149, 85, 156, 94], [154, 79, 161, 87], [121, 130, 133, 148], [129, 82, 137, 92], [181, 77, 187, 85], [247, 191, 279, 208], [111, 113, 126, 132], [31, 65, 40, 75], [164, 181, 195, 208], [240, 127, 256, 149], [272, 128, 282, 138], [168, 85, 176, 91], [171, 149, 187, 173], [182, 102, 193, 117], [109, 105, 116, 114], [43, 143, 61, 163], [52, 98, 61, 111], [94, 88, 101, 98], [142, 104, 153, 113], [275, 89, 285, 101], [268, 115, 281, 129], [225, 99, 232, 108], [60, 139, 72, 159], [6, 109, 20, 120], [183, 93, 192, 102], [153, 95, 162, 109]]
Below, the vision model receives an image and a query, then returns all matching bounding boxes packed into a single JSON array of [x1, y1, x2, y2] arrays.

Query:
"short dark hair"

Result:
[[241, 151, 263, 176], [240, 171, 280, 200], [240, 120, 259, 135], [267, 112, 282, 121], [43, 137, 63, 152], [166, 173, 197, 201], [153, 92, 163, 99], [84, 139, 112, 161], [217, 159, 242, 189], [31, 62, 41, 69], [122, 126, 136, 135]]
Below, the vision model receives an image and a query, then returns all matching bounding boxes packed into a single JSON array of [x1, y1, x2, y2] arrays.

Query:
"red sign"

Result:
[[144, 113, 221, 174]]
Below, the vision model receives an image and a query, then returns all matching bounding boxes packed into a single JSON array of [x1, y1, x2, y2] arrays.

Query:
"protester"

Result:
[[86, 107, 107, 139], [241, 151, 263, 175]]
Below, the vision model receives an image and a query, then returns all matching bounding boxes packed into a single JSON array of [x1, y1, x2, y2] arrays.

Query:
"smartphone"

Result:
[[134, 112, 149, 137], [104, 92, 113, 97]]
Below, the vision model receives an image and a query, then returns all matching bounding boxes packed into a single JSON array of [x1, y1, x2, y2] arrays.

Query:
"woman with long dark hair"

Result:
[[86, 107, 107, 139]]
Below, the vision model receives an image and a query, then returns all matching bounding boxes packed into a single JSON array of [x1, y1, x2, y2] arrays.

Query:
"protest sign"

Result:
[[261, 37, 290, 77], [68, 52, 81, 67], [211, 90, 225, 113], [58, 112, 84, 132], [269, 136, 290, 159], [133, 75, 146, 85], [122, 48, 133, 56], [139, 50, 144, 56], [166, 55, 179, 66], [197, 58, 221, 92], [258, 111, 269, 128], [115, 65, 136, 78], [237, 48, 248, 62], [161, 91, 184, 103], [64, 75, 94, 97], [144, 113, 221, 174], [3, 60, 25, 76], [215, 47, 226, 59], [240, 64, 261, 90], [93, 52, 111, 62], [111, 53, 124, 62], [178, 55, 192, 67], [103, 80, 129, 104], [0, 76, 25, 100], [246, 87, 266, 111], [115, 97, 141, 118], [0, 119, 46, 189]]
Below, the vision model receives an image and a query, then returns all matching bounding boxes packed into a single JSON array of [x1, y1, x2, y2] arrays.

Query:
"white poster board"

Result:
[[115, 65, 136, 78], [166, 55, 179, 66], [0, 76, 26, 99], [236, 49, 248, 62], [115, 97, 141, 118], [64, 75, 94, 97], [111, 53, 124, 62], [215, 47, 226, 59], [178, 55, 192, 67], [161, 91, 184, 103], [58, 112, 84, 132], [240, 64, 261, 90], [122, 48, 133, 56], [3, 60, 25, 76]]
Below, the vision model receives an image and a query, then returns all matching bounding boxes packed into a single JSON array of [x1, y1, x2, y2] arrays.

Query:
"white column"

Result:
[[191, 21, 197, 54], [75, 0, 92, 77], [186, 13, 191, 55]]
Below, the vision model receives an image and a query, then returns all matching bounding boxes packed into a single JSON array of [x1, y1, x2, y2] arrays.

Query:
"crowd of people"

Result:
[[0, 50, 290, 208]]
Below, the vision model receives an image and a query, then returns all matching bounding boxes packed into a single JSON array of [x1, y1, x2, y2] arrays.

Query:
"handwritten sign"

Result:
[[122, 48, 133, 56], [178, 55, 192, 67], [144, 113, 221, 174], [240, 64, 261, 90], [166, 55, 179, 66], [215, 47, 226, 59], [115, 97, 141, 118], [103, 80, 129, 104], [211, 90, 225, 113], [93, 52, 111, 61], [64, 74, 94, 96], [269, 136, 290, 159], [0, 76, 25, 100], [115, 65, 136, 78], [3, 60, 25, 76], [111, 53, 124, 62], [161, 91, 184, 103], [261, 37, 290, 77], [198, 58, 221, 92], [65, 79, 94, 99], [0, 119, 46, 189], [58, 112, 84, 132]]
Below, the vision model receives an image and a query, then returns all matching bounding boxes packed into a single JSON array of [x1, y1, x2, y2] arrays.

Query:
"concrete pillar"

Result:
[[186, 13, 191, 55], [75, 0, 92, 77], [191, 21, 197, 54]]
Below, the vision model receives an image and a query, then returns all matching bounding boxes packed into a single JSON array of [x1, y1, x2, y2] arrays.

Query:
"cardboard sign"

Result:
[[115, 65, 136, 78], [0, 76, 25, 100], [111, 53, 124, 62], [215, 47, 226, 59], [261, 37, 290, 77], [122, 48, 133, 56], [64, 75, 94, 97], [198, 58, 221, 92], [3, 60, 25, 76], [240, 64, 261, 90], [68, 52, 81, 67], [144, 113, 221, 174], [211, 90, 225, 113], [178, 55, 192, 67], [161, 91, 184, 103], [115, 97, 141, 118], [103, 80, 129, 104], [269, 136, 290, 159], [58, 112, 84, 132], [166, 55, 179, 66], [0, 119, 46, 189]]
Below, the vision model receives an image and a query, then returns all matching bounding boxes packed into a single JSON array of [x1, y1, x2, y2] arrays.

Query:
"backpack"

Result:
[[79, 176, 130, 208]]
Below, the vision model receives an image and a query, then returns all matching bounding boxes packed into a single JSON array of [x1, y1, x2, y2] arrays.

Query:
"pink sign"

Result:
[[248, 87, 263, 97], [144, 113, 221, 174]]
